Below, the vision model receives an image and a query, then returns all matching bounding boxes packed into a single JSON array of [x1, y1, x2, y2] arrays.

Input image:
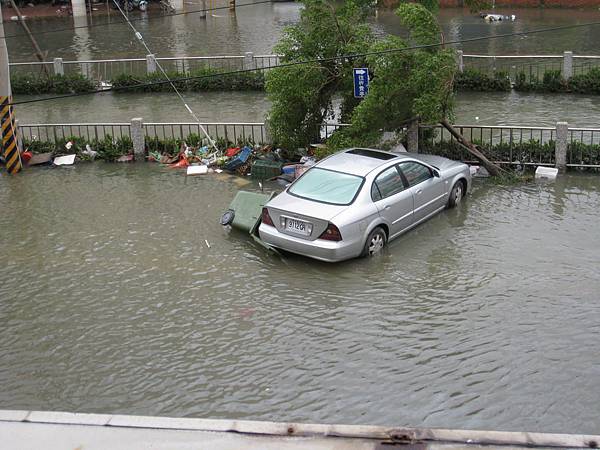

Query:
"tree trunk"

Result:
[[440, 118, 503, 177]]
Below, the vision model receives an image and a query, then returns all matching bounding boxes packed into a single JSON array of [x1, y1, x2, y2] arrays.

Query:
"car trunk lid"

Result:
[[265, 191, 347, 241]]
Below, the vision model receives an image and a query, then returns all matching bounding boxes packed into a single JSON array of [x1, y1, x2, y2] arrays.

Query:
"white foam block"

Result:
[[535, 166, 558, 179], [53, 154, 76, 166], [187, 165, 208, 175]]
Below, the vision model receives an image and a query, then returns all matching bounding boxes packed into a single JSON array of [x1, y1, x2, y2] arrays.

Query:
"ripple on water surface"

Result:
[[1, 165, 600, 434]]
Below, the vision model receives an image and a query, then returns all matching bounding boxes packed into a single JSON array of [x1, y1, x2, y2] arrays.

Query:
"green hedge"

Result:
[[420, 138, 600, 167], [455, 69, 511, 92], [514, 67, 600, 93], [110, 68, 265, 93], [24, 135, 133, 162], [11, 74, 96, 95], [23, 133, 258, 161], [10, 66, 600, 95]]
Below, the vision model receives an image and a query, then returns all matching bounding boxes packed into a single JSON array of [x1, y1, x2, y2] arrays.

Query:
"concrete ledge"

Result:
[[0, 410, 29, 422], [1, 410, 600, 449], [26, 411, 112, 426]]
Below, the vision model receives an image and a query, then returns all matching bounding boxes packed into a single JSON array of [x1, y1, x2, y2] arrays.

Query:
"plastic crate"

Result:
[[224, 146, 252, 171], [251, 159, 283, 180]]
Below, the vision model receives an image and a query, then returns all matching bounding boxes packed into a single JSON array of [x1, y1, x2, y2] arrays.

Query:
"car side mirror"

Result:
[[433, 169, 440, 178]]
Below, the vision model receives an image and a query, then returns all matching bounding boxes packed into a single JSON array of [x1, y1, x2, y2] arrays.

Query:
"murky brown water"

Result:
[[13, 89, 600, 128], [4, 2, 600, 61], [1, 165, 600, 434]]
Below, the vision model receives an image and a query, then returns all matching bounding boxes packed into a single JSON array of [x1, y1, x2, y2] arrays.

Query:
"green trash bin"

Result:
[[223, 190, 276, 234], [221, 190, 279, 253]]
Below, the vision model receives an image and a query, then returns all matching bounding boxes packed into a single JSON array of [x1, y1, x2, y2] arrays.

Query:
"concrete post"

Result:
[[562, 51, 573, 79], [131, 118, 145, 160], [146, 54, 157, 74], [243, 52, 255, 70], [457, 50, 464, 73], [53, 58, 64, 76], [71, 0, 86, 17], [199, 0, 207, 18], [407, 120, 419, 153], [555, 122, 568, 173]]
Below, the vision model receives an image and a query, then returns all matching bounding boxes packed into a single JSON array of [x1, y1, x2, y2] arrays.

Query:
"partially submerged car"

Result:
[[258, 148, 471, 262]]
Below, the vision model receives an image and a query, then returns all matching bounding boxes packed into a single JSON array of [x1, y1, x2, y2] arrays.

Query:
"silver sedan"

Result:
[[259, 148, 471, 262]]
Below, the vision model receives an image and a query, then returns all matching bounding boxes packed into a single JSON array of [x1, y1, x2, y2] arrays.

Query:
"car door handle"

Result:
[[415, 189, 423, 195], [383, 205, 391, 210]]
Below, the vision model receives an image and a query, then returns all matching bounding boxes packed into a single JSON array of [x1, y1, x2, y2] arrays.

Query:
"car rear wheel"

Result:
[[362, 227, 387, 258], [448, 181, 464, 208]]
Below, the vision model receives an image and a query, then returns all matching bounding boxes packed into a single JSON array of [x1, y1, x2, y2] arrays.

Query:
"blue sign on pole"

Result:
[[353, 68, 369, 98]]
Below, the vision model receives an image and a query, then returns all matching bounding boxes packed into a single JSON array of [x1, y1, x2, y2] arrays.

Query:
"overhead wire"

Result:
[[9, 20, 600, 108], [109, 0, 218, 151], [0, 0, 274, 40]]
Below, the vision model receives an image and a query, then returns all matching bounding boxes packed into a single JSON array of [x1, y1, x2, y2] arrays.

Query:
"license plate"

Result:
[[285, 218, 311, 236]]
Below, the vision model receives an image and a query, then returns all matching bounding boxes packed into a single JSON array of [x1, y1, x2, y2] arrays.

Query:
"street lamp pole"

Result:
[[0, 2, 22, 174]]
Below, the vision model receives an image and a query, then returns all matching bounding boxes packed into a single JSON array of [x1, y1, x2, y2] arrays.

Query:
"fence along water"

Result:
[[9, 52, 600, 83], [15, 119, 600, 171]]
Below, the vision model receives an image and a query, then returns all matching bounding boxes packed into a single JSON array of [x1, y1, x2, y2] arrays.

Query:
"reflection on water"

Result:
[[1, 166, 600, 434], [4, 1, 600, 62]]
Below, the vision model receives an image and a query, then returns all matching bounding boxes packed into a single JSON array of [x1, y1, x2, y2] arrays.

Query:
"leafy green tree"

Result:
[[265, 0, 373, 150], [267, 0, 502, 175]]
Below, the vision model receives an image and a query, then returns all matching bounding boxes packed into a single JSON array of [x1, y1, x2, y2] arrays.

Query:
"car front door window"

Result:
[[398, 161, 432, 187]]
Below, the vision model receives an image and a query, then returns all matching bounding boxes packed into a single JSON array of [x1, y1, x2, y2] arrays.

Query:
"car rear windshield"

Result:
[[288, 168, 364, 205]]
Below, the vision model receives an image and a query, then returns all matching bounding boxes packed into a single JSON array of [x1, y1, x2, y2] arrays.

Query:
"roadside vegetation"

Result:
[[23, 134, 260, 161]]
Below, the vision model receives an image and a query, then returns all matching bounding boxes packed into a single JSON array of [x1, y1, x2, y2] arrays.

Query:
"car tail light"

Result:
[[261, 207, 275, 226], [319, 223, 342, 241]]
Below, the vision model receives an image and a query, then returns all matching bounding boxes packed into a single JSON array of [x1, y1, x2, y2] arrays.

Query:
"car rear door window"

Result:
[[398, 161, 432, 187], [372, 166, 405, 201]]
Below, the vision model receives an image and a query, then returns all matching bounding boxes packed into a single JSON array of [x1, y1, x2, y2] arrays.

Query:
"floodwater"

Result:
[[1, 166, 600, 434], [7, 1, 600, 127], [13, 89, 600, 128], [4, 1, 600, 62]]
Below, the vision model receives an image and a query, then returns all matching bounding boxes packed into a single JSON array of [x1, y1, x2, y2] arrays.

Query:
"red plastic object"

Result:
[[21, 150, 33, 163], [225, 147, 241, 157], [169, 158, 190, 168]]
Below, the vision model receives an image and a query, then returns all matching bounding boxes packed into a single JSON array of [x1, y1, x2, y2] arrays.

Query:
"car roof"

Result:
[[316, 148, 412, 177]]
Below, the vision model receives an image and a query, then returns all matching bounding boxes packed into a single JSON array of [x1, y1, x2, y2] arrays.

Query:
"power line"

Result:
[[1, 0, 274, 40], [109, 0, 218, 150], [9, 20, 600, 107]]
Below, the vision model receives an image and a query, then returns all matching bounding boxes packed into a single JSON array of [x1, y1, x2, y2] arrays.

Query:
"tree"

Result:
[[330, 1, 502, 175], [266, 0, 502, 176], [265, 0, 373, 151]]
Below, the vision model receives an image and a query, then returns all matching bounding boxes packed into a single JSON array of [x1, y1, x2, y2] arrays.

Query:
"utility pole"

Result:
[[0, 2, 22, 174]]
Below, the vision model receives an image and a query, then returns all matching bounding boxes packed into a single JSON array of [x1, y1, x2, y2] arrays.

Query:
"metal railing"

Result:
[[419, 124, 600, 168], [17, 120, 600, 169], [12, 51, 600, 83], [19, 123, 132, 143], [18, 121, 346, 147], [10, 53, 282, 82], [458, 52, 600, 82]]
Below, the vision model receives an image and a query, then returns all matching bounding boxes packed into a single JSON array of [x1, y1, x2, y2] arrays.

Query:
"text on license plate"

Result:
[[286, 218, 311, 236]]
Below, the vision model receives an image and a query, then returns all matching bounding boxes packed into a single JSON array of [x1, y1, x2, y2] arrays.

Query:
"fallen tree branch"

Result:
[[440, 118, 504, 176]]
